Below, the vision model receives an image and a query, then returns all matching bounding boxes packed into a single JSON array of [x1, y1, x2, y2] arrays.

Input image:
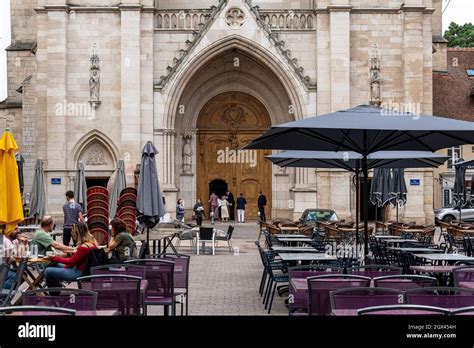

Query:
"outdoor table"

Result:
[[278, 253, 337, 262], [413, 253, 474, 265], [410, 265, 458, 286], [387, 247, 443, 253], [277, 237, 313, 246], [134, 228, 183, 254], [274, 234, 307, 238], [11, 257, 51, 305], [374, 235, 401, 239], [271, 246, 319, 253], [8, 310, 119, 316], [382, 239, 419, 245]]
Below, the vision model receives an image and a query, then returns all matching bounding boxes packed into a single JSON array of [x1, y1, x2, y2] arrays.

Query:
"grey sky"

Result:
[[1, 0, 473, 100]]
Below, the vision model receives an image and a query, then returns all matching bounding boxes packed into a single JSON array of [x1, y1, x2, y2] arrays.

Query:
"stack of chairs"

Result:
[[86, 187, 109, 246], [117, 187, 137, 235]]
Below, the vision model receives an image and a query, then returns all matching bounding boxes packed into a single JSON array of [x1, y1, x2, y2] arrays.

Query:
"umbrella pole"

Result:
[[146, 226, 150, 255], [355, 169, 360, 257], [362, 155, 369, 262]]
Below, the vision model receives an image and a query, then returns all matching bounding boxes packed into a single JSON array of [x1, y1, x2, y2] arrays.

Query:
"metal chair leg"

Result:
[[268, 282, 277, 314]]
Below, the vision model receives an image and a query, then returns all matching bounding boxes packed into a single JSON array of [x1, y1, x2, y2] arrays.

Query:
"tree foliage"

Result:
[[444, 22, 474, 48]]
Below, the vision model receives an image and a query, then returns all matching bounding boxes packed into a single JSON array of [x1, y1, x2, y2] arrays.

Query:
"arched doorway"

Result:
[[196, 92, 272, 220]]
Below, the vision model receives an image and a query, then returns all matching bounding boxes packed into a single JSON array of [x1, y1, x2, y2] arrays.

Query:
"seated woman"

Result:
[[107, 218, 137, 263], [44, 223, 97, 287]]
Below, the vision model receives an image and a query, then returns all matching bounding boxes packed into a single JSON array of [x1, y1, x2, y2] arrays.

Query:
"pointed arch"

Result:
[[69, 129, 120, 170], [162, 35, 308, 129]]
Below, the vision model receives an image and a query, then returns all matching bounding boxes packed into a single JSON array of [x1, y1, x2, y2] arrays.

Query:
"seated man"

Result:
[[2, 226, 24, 289], [31, 216, 75, 256]]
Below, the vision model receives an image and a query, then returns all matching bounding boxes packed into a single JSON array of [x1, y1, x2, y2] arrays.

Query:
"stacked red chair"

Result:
[[117, 187, 137, 235], [86, 186, 110, 246]]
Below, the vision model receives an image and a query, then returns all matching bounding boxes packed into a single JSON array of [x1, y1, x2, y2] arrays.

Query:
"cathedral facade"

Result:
[[0, 0, 446, 222]]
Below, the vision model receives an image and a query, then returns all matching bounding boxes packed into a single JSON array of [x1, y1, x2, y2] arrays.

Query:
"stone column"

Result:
[[120, 4, 142, 178], [329, 3, 351, 112], [45, 7, 68, 212], [402, 4, 425, 112]]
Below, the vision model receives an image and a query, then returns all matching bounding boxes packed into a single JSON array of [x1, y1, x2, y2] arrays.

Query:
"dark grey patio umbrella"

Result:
[[109, 160, 126, 219], [15, 153, 24, 195], [249, 104, 474, 258], [370, 168, 392, 224], [29, 158, 47, 221], [389, 168, 408, 223], [266, 150, 449, 250], [74, 161, 87, 214], [453, 160, 468, 221], [136, 141, 166, 249]]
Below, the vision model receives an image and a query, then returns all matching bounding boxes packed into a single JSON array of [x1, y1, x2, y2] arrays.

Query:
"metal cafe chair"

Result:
[[22, 288, 98, 311], [405, 286, 474, 308], [357, 304, 450, 316], [0, 305, 76, 316], [330, 287, 405, 311]]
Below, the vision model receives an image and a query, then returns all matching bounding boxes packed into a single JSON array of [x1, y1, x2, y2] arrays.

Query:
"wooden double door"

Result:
[[196, 92, 272, 220]]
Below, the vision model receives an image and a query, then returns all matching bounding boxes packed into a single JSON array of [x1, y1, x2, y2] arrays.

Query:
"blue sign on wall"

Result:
[[51, 178, 61, 185], [410, 179, 420, 186]]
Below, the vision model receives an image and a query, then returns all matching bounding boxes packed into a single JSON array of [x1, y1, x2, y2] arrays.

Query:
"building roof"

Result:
[[433, 48, 474, 121]]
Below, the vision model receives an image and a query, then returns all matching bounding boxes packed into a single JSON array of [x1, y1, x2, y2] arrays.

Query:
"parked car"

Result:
[[434, 203, 474, 223], [299, 208, 339, 226]]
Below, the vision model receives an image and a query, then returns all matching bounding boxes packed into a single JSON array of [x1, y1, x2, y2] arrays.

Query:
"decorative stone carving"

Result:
[[244, 0, 317, 90], [89, 53, 101, 109], [86, 144, 107, 166], [370, 44, 382, 106], [221, 104, 246, 126], [182, 133, 193, 173], [225, 7, 245, 29], [154, 1, 228, 90]]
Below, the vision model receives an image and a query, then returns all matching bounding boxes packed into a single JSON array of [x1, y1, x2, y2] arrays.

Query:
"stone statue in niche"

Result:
[[370, 56, 381, 106], [86, 145, 107, 166], [182, 134, 193, 173], [89, 53, 101, 108]]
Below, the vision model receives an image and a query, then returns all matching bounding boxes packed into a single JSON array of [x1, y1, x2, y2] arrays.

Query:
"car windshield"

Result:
[[305, 210, 338, 222], [443, 202, 473, 209]]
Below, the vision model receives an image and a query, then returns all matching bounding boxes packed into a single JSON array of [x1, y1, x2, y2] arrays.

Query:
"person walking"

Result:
[[193, 198, 205, 226], [209, 192, 218, 224], [236, 193, 247, 224], [226, 190, 235, 221], [176, 199, 185, 222], [63, 191, 84, 247], [220, 195, 229, 222], [217, 196, 222, 221], [258, 191, 267, 222]]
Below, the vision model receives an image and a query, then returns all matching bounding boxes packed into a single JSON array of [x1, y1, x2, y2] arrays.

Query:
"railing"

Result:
[[155, 10, 213, 30], [260, 10, 315, 31]]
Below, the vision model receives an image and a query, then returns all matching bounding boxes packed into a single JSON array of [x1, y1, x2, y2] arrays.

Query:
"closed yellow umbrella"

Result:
[[0, 130, 24, 236]]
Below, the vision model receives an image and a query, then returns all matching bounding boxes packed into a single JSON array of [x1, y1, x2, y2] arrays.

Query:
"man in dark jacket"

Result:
[[236, 193, 247, 223], [226, 190, 235, 221], [257, 191, 267, 222]]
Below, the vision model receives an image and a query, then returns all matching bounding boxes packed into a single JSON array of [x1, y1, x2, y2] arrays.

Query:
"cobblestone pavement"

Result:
[[148, 221, 288, 316]]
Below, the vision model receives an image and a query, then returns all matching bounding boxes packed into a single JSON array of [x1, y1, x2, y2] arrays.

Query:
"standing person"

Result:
[[193, 198, 205, 226], [226, 190, 235, 221], [63, 191, 84, 247], [220, 195, 229, 222], [176, 199, 185, 222], [217, 196, 222, 222], [209, 192, 218, 224], [258, 191, 267, 222], [44, 223, 98, 288], [236, 193, 247, 224]]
